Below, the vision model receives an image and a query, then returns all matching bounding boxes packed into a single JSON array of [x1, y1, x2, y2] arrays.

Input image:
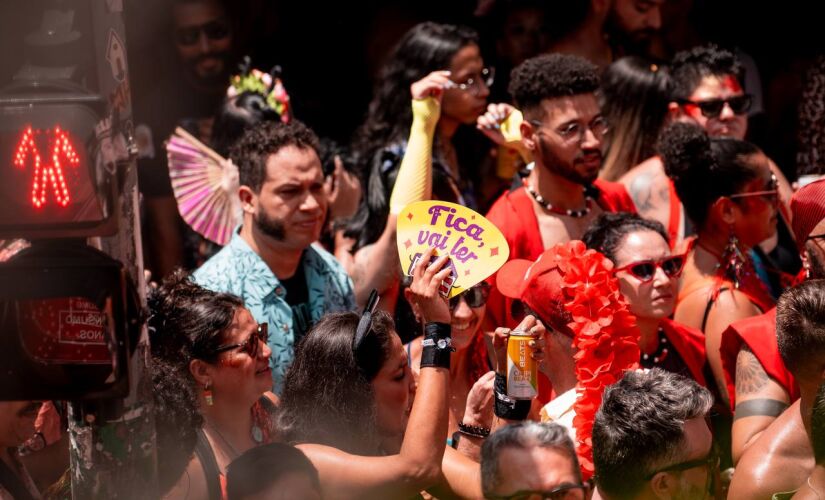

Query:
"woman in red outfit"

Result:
[[660, 122, 778, 407], [583, 212, 706, 385]]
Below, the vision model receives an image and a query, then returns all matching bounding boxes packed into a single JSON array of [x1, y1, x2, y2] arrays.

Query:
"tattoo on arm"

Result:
[[735, 346, 770, 395], [628, 173, 656, 215], [734, 399, 789, 420]]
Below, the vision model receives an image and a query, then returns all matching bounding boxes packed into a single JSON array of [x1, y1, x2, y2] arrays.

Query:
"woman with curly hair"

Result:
[[148, 271, 277, 499], [660, 122, 778, 407]]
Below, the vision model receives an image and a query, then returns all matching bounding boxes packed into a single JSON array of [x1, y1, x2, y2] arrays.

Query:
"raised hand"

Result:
[[407, 247, 452, 324], [476, 102, 517, 145], [491, 315, 547, 375], [410, 70, 453, 103]]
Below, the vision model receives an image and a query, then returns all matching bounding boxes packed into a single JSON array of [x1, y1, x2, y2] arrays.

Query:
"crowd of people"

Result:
[[4, 0, 825, 498]]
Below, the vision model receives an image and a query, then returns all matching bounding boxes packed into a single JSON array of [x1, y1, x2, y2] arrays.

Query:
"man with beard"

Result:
[[485, 53, 635, 335], [605, 0, 665, 57], [136, 0, 238, 279], [0, 401, 43, 499], [193, 121, 354, 393]]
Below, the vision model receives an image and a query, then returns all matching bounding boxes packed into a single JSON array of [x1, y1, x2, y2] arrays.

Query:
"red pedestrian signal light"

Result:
[[14, 126, 81, 209]]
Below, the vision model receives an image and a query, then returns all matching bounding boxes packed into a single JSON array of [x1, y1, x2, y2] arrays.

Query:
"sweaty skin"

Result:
[[728, 400, 814, 499]]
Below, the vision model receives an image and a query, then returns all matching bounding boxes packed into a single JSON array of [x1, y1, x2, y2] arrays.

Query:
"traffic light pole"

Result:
[[66, 2, 158, 497]]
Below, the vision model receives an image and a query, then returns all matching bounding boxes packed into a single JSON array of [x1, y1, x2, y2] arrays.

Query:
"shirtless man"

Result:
[[619, 44, 793, 248], [484, 53, 635, 331], [728, 280, 825, 498], [721, 179, 825, 464]]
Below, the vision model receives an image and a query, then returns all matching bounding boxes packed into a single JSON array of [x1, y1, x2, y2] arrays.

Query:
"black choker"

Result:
[[525, 184, 593, 218], [640, 327, 669, 366]]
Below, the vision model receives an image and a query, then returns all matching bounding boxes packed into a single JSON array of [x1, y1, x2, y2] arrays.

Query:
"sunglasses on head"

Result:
[[679, 94, 752, 119], [614, 255, 686, 282], [175, 20, 231, 46], [213, 323, 268, 358], [449, 282, 491, 310]]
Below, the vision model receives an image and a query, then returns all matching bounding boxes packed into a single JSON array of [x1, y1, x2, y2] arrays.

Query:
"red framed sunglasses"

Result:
[[614, 255, 686, 282]]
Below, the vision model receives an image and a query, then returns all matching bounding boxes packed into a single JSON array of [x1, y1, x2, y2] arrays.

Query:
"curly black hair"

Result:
[[147, 270, 244, 493], [669, 44, 744, 101], [211, 91, 284, 157], [230, 120, 321, 193], [659, 122, 761, 228], [509, 53, 600, 119], [582, 212, 669, 262]]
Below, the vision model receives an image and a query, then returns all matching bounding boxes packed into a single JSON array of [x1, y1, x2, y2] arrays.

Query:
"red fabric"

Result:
[[790, 178, 825, 248], [660, 318, 707, 387], [719, 308, 800, 411], [484, 181, 636, 403], [667, 179, 681, 248]]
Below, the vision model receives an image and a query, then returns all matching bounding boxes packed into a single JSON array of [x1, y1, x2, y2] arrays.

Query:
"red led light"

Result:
[[13, 126, 81, 208]]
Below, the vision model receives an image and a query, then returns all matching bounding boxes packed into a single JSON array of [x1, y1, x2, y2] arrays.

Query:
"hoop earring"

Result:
[[204, 383, 214, 406], [720, 225, 747, 288]]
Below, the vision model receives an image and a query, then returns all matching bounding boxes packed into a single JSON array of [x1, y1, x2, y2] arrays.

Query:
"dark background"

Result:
[[122, 0, 825, 180]]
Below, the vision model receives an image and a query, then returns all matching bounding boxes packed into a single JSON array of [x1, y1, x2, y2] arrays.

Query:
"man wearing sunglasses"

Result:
[[620, 45, 794, 252], [593, 369, 717, 500], [481, 422, 587, 500], [136, 0, 238, 280]]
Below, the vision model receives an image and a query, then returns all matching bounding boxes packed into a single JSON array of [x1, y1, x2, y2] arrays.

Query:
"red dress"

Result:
[[719, 308, 800, 411], [484, 180, 636, 402]]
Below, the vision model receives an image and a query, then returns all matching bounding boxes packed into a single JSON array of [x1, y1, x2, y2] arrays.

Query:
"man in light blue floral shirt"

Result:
[[194, 120, 355, 393]]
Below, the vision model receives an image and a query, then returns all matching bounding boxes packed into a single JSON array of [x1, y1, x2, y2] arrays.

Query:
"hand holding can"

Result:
[[492, 315, 546, 400]]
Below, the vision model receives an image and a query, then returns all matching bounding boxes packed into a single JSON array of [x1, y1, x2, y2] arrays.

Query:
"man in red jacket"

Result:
[[485, 54, 635, 336]]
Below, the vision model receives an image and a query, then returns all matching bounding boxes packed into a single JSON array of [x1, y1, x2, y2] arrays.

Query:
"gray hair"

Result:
[[592, 368, 713, 499], [481, 422, 580, 496]]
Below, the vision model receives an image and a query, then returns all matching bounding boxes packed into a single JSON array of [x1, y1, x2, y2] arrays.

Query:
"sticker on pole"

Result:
[[397, 201, 510, 298]]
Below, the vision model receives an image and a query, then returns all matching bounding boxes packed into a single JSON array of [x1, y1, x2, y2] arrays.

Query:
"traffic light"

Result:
[[0, 4, 138, 400]]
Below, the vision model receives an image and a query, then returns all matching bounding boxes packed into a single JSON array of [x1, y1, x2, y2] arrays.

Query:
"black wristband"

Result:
[[494, 373, 531, 420], [458, 422, 491, 438], [420, 322, 453, 369]]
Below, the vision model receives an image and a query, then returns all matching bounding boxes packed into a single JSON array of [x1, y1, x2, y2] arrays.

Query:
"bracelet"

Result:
[[420, 322, 453, 369], [458, 422, 491, 439], [494, 373, 531, 420]]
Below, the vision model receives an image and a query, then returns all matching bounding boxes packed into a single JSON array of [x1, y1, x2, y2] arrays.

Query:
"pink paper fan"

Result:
[[166, 127, 241, 245]]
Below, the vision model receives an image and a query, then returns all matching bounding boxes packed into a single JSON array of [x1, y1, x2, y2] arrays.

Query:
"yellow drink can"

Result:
[[506, 330, 537, 400]]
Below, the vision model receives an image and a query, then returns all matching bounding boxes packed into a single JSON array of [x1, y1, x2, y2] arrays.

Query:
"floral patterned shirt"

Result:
[[193, 232, 355, 393]]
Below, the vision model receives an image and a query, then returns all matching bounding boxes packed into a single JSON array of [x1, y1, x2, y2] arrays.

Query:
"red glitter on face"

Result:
[[722, 75, 742, 93]]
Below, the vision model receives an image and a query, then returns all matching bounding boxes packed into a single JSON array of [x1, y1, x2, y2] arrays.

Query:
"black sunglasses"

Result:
[[487, 483, 587, 500], [353, 290, 380, 352], [449, 282, 491, 310], [213, 323, 268, 358], [679, 94, 752, 119], [614, 255, 686, 282], [175, 20, 231, 46], [645, 445, 720, 480]]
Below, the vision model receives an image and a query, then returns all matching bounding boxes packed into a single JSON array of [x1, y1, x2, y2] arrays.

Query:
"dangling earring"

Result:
[[204, 383, 214, 406], [720, 225, 747, 288]]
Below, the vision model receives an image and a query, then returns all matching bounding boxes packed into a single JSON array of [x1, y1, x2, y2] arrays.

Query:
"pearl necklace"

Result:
[[525, 183, 593, 218], [640, 327, 669, 365]]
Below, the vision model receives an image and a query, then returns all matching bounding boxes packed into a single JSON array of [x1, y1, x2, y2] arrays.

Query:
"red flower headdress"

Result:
[[495, 241, 641, 479], [552, 242, 641, 480]]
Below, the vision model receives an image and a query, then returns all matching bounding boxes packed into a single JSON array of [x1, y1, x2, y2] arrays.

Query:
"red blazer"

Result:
[[720, 308, 800, 412], [484, 180, 636, 402]]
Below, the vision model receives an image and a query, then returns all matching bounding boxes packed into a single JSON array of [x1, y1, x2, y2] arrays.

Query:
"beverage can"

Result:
[[506, 329, 537, 400]]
